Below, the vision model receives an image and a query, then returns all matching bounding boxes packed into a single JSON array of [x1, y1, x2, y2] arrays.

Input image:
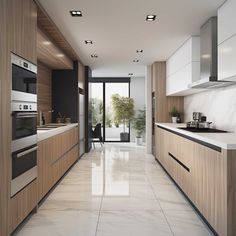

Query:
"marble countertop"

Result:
[[37, 123, 78, 142], [156, 123, 236, 150]]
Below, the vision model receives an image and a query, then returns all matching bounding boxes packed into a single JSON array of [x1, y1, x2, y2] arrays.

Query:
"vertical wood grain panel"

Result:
[[10, 0, 37, 63], [37, 62, 52, 124], [0, 0, 11, 235], [152, 62, 184, 123]]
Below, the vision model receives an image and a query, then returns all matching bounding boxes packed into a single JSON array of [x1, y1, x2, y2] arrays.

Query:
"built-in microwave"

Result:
[[11, 53, 37, 102]]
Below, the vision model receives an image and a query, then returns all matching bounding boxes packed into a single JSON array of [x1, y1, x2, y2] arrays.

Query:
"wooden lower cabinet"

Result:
[[10, 180, 37, 232], [38, 126, 79, 201], [156, 126, 235, 236]]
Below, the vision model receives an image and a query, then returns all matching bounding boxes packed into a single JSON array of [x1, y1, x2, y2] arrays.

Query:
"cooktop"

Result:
[[178, 127, 228, 133]]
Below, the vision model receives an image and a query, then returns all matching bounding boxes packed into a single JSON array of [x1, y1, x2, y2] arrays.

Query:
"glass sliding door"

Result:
[[90, 83, 104, 140], [105, 83, 129, 141], [89, 79, 130, 142]]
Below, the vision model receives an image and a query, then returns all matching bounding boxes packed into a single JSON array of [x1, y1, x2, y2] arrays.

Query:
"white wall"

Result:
[[130, 76, 146, 142], [184, 84, 236, 132]]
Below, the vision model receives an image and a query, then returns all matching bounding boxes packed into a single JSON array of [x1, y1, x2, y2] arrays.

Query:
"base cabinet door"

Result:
[[38, 127, 79, 201], [192, 144, 227, 236]]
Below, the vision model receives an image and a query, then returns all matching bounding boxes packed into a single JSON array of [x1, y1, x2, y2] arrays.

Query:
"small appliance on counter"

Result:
[[180, 112, 227, 133]]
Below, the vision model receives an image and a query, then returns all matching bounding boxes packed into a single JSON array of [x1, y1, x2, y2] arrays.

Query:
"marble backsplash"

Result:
[[184, 84, 236, 132]]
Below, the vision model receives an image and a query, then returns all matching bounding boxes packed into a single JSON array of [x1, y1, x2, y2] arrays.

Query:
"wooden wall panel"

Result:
[[37, 28, 73, 69], [36, 4, 79, 61], [37, 62, 52, 124], [0, 1, 11, 235], [152, 62, 184, 123]]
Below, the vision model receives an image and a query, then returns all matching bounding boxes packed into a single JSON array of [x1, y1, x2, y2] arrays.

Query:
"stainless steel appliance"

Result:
[[11, 101, 37, 152], [11, 145, 37, 196], [11, 53, 37, 102], [11, 53, 38, 197], [189, 17, 235, 89], [193, 112, 201, 121]]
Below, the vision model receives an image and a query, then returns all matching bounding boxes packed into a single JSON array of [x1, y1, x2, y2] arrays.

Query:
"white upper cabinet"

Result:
[[218, 0, 236, 45], [166, 37, 200, 96], [218, 0, 236, 81]]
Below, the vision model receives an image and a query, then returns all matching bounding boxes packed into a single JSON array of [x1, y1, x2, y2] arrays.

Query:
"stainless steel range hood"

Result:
[[189, 17, 235, 89]]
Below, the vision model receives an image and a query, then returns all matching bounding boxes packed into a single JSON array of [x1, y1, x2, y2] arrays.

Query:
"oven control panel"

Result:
[[12, 101, 37, 112]]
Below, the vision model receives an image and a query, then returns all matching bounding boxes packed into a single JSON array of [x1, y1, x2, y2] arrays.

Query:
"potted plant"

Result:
[[132, 109, 146, 145], [111, 94, 134, 141], [169, 106, 180, 123]]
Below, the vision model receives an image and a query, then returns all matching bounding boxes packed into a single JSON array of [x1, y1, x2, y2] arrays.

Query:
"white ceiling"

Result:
[[38, 0, 225, 77]]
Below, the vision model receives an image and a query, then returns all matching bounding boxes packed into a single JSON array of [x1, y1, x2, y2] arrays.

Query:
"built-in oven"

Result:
[[11, 101, 37, 152], [11, 53, 37, 103], [11, 144, 37, 197]]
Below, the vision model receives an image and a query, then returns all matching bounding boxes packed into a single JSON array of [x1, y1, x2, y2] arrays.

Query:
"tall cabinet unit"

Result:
[[218, 0, 236, 81], [151, 62, 184, 157], [0, 0, 37, 235]]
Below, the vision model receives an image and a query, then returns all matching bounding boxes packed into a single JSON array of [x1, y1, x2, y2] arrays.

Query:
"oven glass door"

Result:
[[12, 111, 37, 140], [12, 145, 37, 179], [12, 64, 37, 94]]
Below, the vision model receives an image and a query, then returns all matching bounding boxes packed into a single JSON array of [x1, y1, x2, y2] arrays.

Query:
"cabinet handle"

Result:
[[168, 152, 190, 172]]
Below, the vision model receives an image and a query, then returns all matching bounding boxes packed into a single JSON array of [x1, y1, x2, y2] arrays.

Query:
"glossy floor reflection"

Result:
[[15, 143, 213, 236]]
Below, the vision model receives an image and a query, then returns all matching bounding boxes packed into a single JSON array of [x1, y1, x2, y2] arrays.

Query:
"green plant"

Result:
[[106, 106, 113, 128], [90, 98, 103, 126], [132, 109, 146, 138], [169, 106, 180, 117], [111, 94, 134, 133]]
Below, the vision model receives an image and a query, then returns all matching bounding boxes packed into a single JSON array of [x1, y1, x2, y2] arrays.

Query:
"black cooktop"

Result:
[[178, 127, 228, 133]]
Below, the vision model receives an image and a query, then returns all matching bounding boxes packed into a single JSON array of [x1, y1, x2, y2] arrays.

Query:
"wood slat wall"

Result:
[[152, 62, 184, 123], [37, 28, 73, 69], [36, 2, 79, 61], [37, 62, 52, 124]]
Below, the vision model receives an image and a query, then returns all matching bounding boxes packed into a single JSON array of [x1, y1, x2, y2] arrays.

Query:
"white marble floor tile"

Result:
[[16, 210, 99, 236], [152, 184, 193, 211], [14, 143, 213, 236], [96, 210, 173, 236], [164, 210, 214, 236]]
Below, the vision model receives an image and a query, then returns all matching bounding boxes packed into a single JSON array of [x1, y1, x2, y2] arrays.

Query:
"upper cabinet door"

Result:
[[166, 37, 200, 96], [218, 0, 236, 81], [10, 0, 37, 64], [218, 0, 236, 45]]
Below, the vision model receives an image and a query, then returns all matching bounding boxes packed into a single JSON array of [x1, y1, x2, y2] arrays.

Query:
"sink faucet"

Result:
[[39, 110, 54, 126]]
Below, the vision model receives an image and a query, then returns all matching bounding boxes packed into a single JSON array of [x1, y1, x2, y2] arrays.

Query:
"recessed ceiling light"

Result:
[[85, 40, 93, 45], [91, 54, 98, 58], [146, 15, 156, 21], [70, 10, 82, 17], [128, 73, 134, 76], [136, 49, 143, 53], [42, 41, 51, 45], [133, 59, 139, 63], [56, 54, 64, 58]]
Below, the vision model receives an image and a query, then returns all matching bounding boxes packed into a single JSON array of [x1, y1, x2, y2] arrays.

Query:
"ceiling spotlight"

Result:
[[85, 40, 93, 44], [133, 59, 139, 63], [56, 54, 64, 58], [91, 54, 98, 58], [70, 10, 82, 17], [146, 15, 156, 21], [136, 49, 143, 53], [42, 41, 51, 45], [128, 73, 134, 76]]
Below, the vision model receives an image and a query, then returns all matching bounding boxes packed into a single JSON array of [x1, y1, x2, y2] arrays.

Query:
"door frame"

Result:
[[89, 77, 131, 142]]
